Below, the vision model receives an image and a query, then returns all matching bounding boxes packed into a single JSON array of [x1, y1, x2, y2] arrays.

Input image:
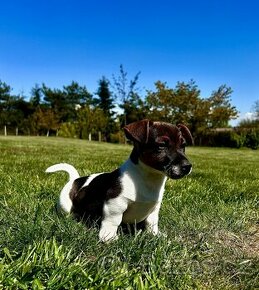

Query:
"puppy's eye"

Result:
[[155, 139, 170, 149], [155, 136, 170, 147], [156, 142, 167, 148]]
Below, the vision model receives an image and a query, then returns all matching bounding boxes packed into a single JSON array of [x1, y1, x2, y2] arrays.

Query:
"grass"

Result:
[[0, 136, 258, 289]]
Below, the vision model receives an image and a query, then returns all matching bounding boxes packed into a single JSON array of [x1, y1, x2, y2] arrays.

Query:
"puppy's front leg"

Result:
[[99, 197, 128, 242], [144, 203, 161, 236]]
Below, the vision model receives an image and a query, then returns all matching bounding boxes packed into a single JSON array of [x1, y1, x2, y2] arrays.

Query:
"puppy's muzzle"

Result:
[[181, 162, 192, 175], [164, 159, 192, 179]]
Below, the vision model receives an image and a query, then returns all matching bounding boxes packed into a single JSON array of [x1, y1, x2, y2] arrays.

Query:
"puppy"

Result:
[[46, 119, 193, 242]]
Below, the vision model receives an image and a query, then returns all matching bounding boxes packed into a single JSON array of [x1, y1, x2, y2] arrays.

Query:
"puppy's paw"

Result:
[[99, 227, 118, 243]]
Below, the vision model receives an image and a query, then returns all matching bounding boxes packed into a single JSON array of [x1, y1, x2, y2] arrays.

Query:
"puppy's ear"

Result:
[[124, 119, 153, 144], [177, 124, 194, 145]]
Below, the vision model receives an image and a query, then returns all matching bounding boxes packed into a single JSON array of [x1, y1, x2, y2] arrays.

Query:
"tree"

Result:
[[41, 84, 67, 123], [0, 80, 13, 126], [63, 81, 93, 121], [30, 107, 60, 136], [145, 81, 238, 136], [112, 64, 141, 125], [30, 84, 42, 108], [95, 77, 115, 117], [95, 77, 116, 141], [41, 82, 93, 124], [253, 100, 259, 119], [208, 85, 238, 128], [145, 81, 174, 122], [145, 80, 204, 129], [0, 80, 31, 131], [173, 81, 212, 133], [239, 100, 259, 128], [122, 91, 146, 124], [0, 80, 11, 99], [75, 105, 108, 139]]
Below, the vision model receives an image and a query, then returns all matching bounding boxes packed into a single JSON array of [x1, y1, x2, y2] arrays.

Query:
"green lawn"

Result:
[[0, 136, 258, 289]]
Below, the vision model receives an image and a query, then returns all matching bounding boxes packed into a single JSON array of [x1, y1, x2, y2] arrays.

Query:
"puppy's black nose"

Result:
[[182, 163, 192, 174]]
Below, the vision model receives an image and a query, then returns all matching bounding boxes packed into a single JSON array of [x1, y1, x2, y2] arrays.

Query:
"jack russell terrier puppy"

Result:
[[46, 119, 193, 242]]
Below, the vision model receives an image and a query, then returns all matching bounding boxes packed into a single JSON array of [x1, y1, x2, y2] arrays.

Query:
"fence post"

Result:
[[4, 126, 7, 136], [88, 133, 92, 141], [98, 131, 101, 142]]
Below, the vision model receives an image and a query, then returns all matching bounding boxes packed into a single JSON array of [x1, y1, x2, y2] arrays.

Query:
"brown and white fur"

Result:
[[46, 119, 193, 242]]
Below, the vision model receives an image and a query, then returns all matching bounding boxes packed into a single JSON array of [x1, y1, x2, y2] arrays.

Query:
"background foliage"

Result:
[[1, 66, 259, 148]]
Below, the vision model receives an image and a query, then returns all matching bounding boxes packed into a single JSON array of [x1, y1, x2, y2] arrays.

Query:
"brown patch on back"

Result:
[[69, 176, 89, 200], [70, 169, 122, 223]]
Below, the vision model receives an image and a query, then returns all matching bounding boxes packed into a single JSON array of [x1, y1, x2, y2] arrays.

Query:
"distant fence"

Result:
[[0, 126, 20, 136], [0, 126, 125, 143]]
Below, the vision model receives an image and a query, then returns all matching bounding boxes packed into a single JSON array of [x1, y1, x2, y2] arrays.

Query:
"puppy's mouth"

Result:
[[164, 162, 192, 179]]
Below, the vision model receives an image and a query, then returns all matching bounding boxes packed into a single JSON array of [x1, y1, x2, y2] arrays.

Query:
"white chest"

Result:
[[120, 169, 167, 202], [122, 201, 159, 223]]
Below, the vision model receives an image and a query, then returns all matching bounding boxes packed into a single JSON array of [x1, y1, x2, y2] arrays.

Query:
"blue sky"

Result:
[[1, 0, 259, 125]]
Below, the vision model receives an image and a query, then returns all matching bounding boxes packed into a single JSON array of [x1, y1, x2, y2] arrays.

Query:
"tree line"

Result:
[[1, 65, 258, 145]]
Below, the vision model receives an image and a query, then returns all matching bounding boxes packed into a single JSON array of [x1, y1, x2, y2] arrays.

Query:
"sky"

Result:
[[1, 0, 259, 125]]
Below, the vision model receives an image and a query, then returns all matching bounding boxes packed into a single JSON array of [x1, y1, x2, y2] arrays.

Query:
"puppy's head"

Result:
[[124, 119, 193, 179]]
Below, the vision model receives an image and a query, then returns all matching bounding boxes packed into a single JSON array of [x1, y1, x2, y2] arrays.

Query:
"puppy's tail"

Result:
[[46, 163, 80, 213], [46, 163, 80, 181]]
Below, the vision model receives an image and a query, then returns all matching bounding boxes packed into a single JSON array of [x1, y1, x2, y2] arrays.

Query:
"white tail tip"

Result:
[[46, 163, 80, 180]]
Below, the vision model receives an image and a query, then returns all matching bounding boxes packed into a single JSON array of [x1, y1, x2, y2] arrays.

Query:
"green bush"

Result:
[[196, 130, 241, 148], [197, 128, 259, 149], [58, 122, 77, 138], [229, 131, 246, 148], [110, 131, 125, 143], [245, 130, 259, 149], [213, 131, 242, 148]]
